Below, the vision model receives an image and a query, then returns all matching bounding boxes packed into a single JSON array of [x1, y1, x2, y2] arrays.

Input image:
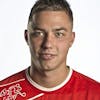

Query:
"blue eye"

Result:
[[55, 32, 64, 38]]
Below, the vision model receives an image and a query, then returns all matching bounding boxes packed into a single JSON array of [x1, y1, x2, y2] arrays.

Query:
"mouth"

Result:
[[39, 53, 56, 60]]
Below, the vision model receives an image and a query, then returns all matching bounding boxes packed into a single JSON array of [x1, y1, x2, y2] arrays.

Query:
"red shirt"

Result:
[[0, 67, 100, 100]]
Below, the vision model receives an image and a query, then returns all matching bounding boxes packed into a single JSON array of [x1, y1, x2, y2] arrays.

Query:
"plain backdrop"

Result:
[[0, 0, 100, 82]]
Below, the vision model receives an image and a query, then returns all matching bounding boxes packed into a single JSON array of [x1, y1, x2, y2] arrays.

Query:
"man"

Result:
[[0, 0, 100, 100]]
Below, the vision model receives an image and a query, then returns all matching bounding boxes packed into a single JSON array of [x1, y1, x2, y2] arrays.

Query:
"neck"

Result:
[[29, 65, 70, 88]]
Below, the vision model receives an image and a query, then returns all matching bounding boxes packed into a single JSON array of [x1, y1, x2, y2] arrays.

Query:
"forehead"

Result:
[[33, 11, 71, 22], [29, 11, 73, 31]]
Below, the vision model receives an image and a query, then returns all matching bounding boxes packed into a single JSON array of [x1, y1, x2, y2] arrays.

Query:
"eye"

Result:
[[55, 32, 64, 38], [31, 31, 44, 37]]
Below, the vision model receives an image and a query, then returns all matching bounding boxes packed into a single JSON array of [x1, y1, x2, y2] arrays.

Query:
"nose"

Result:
[[41, 33, 53, 49]]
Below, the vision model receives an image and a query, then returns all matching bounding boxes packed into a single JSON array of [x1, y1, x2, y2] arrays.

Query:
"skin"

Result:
[[25, 11, 75, 88]]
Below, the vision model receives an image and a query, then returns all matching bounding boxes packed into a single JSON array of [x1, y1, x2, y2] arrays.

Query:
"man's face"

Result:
[[26, 11, 75, 71]]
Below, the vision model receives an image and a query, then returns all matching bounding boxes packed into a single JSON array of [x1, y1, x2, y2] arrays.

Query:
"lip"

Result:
[[39, 53, 56, 60]]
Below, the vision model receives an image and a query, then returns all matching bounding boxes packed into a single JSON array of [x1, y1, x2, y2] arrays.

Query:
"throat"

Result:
[[29, 66, 70, 88]]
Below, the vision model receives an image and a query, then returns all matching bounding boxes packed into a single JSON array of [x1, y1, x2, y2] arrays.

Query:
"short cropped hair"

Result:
[[28, 0, 73, 24]]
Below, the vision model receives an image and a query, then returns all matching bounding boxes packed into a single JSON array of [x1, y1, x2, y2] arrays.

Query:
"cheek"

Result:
[[57, 41, 69, 55], [30, 38, 42, 53]]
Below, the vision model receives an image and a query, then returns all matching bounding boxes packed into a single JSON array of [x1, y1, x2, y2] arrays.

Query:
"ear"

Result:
[[69, 32, 75, 47], [24, 29, 29, 45]]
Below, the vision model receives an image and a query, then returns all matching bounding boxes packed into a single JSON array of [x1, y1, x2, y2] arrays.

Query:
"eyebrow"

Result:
[[32, 26, 68, 32], [53, 27, 68, 32], [33, 27, 46, 32]]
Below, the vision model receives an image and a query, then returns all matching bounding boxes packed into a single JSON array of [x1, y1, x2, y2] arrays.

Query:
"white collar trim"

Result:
[[26, 67, 73, 92]]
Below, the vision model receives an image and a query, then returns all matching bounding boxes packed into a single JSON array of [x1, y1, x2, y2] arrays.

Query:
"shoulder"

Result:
[[0, 69, 28, 99], [0, 69, 26, 86], [72, 70, 100, 93], [73, 70, 100, 84]]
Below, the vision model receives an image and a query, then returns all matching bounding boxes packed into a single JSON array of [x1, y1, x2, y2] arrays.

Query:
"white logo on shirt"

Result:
[[0, 84, 26, 100]]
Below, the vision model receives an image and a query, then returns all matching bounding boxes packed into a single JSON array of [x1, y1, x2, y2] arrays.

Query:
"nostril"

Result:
[[41, 41, 52, 49]]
